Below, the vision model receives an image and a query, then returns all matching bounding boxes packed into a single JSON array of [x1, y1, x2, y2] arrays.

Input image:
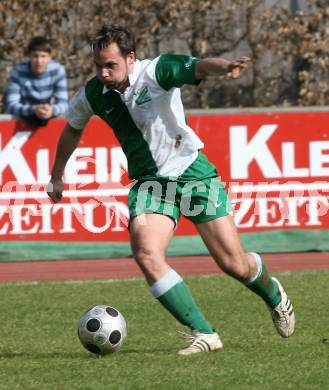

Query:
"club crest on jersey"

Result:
[[135, 86, 152, 105]]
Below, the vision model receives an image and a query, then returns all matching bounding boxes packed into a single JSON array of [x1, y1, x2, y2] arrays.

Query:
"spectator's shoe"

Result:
[[270, 277, 295, 337], [178, 331, 223, 355]]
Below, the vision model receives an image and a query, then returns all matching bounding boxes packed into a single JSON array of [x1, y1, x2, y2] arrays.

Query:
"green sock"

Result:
[[245, 253, 281, 308], [150, 270, 214, 333]]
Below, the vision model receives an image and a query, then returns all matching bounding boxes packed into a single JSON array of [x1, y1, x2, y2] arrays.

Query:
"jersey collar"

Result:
[[128, 59, 141, 87]]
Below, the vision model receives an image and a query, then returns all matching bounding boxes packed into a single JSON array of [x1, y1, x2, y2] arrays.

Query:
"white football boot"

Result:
[[270, 277, 295, 337], [178, 331, 223, 355]]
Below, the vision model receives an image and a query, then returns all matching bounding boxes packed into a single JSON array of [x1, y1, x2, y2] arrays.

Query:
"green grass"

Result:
[[0, 271, 328, 390]]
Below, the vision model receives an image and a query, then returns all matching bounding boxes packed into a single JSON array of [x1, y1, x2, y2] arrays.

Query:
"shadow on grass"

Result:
[[119, 347, 174, 354], [0, 351, 85, 359], [0, 347, 174, 359]]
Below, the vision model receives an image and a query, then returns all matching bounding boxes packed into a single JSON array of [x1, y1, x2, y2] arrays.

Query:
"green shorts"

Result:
[[128, 152, 232, 224]]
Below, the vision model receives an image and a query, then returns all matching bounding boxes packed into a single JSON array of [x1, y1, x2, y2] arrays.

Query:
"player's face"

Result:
[[93, 43, 135, 90], [29, 51, 51, 74]]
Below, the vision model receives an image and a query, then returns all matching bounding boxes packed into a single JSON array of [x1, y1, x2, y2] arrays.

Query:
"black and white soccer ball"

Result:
[[78, 305, 127, 355]]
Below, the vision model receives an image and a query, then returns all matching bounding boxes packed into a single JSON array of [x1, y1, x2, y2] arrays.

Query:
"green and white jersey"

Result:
[[67, 54, 204, 179]]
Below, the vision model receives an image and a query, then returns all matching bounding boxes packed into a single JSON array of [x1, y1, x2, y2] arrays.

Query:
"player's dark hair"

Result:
[[91, 24, 136, 57], [26, 36, 52, 54]]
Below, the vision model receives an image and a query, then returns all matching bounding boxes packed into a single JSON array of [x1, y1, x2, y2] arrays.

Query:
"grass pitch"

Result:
[[0, 271, 328, 390]]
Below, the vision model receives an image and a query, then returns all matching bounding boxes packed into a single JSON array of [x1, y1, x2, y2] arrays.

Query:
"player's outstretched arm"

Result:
[[47, 123, 83, 203], [195, 56, 251, 80]]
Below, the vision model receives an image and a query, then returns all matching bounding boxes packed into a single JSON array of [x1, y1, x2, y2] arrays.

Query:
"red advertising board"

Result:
[[1, 111, 328, 241]]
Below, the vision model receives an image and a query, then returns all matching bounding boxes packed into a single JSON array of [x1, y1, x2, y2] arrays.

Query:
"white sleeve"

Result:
[[66, 86, 94, 130]]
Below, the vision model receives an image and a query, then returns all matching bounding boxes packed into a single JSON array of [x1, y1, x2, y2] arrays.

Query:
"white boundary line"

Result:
[[0, 270, 326, 287], [0, 277, 145, 287]]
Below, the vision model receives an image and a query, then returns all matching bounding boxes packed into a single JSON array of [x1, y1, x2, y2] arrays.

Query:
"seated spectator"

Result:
[[6, 36, 68, 126]]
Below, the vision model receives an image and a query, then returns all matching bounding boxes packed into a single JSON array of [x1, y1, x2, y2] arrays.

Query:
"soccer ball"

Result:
[[78, 304, 127, 355]]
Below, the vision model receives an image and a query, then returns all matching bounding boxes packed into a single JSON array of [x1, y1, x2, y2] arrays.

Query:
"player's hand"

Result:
[[226, 56, 251, 79], [47, 178, 64, 203]]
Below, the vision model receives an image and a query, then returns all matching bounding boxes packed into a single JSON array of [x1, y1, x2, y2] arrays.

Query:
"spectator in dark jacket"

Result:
[[6, 36, 68, 126]]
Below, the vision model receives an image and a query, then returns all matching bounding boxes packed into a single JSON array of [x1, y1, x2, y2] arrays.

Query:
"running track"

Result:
[[0, 252, 328, 283]]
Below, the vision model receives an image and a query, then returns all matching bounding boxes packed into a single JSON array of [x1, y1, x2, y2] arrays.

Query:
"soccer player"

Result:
[[47, 24, 295, 355], [6, 36, 68, 126]]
